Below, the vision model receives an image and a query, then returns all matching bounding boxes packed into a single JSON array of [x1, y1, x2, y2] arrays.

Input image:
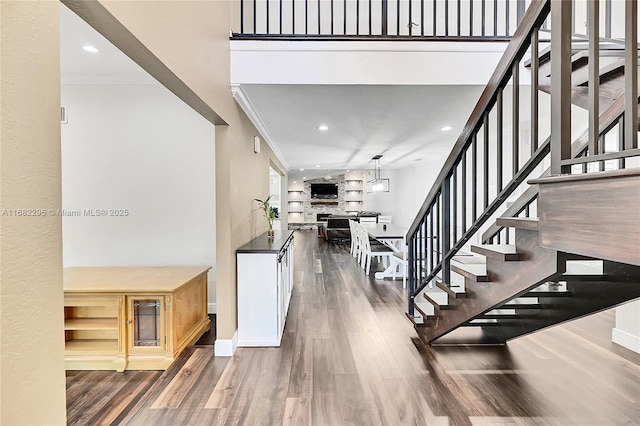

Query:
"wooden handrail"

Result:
[[407, 0, 550, 239]]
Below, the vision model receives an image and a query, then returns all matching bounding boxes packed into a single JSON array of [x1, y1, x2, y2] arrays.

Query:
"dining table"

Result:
[[361, 223, 407, 282]]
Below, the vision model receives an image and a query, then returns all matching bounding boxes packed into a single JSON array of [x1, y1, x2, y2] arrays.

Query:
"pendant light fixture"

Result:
[[366, 154, 390, 193]]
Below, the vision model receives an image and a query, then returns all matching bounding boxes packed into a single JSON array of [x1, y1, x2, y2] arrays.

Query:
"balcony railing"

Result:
[[234, 0, 531, 39]]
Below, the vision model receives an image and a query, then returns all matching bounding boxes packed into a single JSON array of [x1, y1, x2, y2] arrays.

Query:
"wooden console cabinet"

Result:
[[63, 266, 210, 371]]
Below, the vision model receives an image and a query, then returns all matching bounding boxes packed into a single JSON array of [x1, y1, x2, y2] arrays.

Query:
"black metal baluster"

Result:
[[493, 0, 497, 36], [344, 0, 347, 34], [357, 0, 360, 35], [472, 135, 478, 222], [369, 0, 372, 35], [429, 208, 434, 272], [531, 29, 539, 154], [397, 0, 400, 35], [445, 0, 449, 36], [483, 113, 490, 208], [457, 0, 461, 36], [421, 0, 425, 36], [605, 0, 612, 38], [619, 117, 626, 169], [305, 0, 308, 34], [481, 0, 485, 36], [461, 151, 467, 234], [280, 0, 283, 34], [505, 0, 509, 35], [331, 0, 334, 34], [382, 0, 388, 35], [512, 62, 520, 176], [497, 90, 503, 191], [470, 0, 474, 36], [436, 195, 441, 265], [433, 0, 437, 36], [241, 0, 245, 33], [267, 0, 270, 34], [442, 179, 451, 287], [452, 167, 457, 244], [254, 0, 257, 33], [318, 0, 321, 34]]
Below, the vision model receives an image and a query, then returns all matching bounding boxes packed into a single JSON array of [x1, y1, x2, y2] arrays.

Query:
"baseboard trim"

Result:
[[214, 330, 238, 357], [208, 302, 216, 314], [612, 328, 640, 354]]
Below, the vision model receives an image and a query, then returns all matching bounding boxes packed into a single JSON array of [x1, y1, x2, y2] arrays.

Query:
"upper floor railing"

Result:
[[234, 0, 530, 39]]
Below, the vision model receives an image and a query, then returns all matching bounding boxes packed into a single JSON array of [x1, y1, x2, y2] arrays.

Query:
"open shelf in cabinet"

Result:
[[65, 318, 118, 330], [65, 339, 119, 354]]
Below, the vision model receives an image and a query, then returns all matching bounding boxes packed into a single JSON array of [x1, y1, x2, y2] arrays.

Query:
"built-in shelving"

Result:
[[344, 177, 364, 212]]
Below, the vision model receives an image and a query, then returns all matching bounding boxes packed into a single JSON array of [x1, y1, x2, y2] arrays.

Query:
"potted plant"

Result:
[[254, 195, 277, 237]]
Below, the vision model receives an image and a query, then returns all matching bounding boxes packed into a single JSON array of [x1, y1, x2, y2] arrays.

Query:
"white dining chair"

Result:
[[349, 219, 360, 258], [357, 222, 395, 275]]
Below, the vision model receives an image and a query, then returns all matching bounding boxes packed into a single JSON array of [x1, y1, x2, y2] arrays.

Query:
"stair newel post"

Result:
[[550, 0, 573, 175], [588, 0, 600, 157], [624, 0, 638, 150], [442, 178, 451, 287], [408, 229, 416, 316]]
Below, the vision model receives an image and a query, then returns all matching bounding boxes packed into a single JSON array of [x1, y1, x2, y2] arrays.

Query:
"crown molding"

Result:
[[231, 84, 290, 170]]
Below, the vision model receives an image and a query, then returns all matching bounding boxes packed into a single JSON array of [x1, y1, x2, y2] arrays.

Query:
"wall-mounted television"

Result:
[[310, 183, 338, 199]]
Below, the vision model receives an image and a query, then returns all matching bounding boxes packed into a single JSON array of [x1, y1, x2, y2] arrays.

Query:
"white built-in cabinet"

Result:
[[237, 230, 294, 346]]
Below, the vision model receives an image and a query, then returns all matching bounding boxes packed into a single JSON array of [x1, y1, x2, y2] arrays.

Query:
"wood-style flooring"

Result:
[[66, 230, 640, 425]]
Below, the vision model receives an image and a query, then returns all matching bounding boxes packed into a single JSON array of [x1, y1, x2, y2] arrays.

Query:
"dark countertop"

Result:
[[236, 230, 294, 254]]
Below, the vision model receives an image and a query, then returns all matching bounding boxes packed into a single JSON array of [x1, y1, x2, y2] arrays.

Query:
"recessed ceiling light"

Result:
[[299, 168, 304, 171], [82, 45, 99, 53], [302, 176, 306, 179], [317, 125, 329, 131], [293, 181, 297, 184], [441, 126, 453, 131], [315, 165, 320, 168]]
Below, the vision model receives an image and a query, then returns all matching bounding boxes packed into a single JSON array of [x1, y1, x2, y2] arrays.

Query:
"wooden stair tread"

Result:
[[451, 263, 488, 282], [575, 59, 625, 87], [452, 255, 486, 265], [405, 311, 426, 326], [496, 217, 539, 230], [413, 301, 437, 320], [436, 280, 467, 298], [470, 244, 520, 261], [422, 291, 453, 310]]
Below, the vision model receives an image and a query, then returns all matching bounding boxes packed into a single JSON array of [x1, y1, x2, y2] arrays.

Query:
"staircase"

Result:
[[406, 0, 640, 345]]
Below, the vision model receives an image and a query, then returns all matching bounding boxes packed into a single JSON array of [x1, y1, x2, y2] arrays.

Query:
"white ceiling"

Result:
[[60, 5, 156, 85], [61, 6, 484, 180]]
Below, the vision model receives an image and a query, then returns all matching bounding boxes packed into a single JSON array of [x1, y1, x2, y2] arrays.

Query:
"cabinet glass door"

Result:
[[128, 297, 164, 350]]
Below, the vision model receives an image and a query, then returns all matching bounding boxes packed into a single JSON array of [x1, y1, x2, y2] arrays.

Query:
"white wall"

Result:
[[231, 40, 507, 86], [61, 83, 217, 311], [614, 300, 640, 354]]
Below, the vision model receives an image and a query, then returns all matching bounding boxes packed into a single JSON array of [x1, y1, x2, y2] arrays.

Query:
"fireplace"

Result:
[[316, 213, 332, 222]]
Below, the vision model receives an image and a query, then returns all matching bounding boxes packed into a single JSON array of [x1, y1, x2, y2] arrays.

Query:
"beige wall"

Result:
[[72, 0, 287, 341], [0, 1, 67, 424]]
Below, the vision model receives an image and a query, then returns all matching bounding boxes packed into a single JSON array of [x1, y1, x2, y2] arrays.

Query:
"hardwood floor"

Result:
[[66, 230, 640, 425]]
